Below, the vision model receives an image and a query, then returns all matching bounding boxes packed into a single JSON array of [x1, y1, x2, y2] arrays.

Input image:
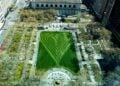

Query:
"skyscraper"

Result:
[[83, 0, 120, 45]]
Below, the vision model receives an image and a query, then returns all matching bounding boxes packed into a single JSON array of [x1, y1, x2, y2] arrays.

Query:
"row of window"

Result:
[[36, 4, 76, 8]]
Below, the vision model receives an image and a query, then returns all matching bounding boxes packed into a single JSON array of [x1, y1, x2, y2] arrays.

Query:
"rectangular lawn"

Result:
[[36, 31, 79, 73]]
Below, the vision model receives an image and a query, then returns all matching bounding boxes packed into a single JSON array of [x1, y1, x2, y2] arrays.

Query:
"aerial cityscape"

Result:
[[0, 0, 120, 86]]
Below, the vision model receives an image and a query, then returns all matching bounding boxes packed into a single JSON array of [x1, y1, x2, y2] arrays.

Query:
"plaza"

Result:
[[40, 68, 73, 86]]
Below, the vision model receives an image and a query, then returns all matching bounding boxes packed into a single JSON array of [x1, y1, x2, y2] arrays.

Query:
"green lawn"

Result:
[[36, 32, 79, 73]]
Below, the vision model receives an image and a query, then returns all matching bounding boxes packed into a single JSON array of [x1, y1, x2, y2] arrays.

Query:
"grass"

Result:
[[36, 32, 79, 73], [14, 63, 24, 80]]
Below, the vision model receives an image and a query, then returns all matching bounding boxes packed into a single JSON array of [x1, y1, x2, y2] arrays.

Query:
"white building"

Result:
[[29, 0, 82, 16]]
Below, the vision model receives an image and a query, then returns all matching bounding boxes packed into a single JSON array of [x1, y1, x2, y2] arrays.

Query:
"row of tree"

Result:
[[100, 48, 120, 86], [79, 22, 112, 41], [86, 22, 112, 40], [19, 9, 57, 23]]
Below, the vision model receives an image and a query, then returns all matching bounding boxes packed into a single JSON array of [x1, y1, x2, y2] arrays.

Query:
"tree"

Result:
[[19, 9, 56, 23], [99, 27, 111, 40], [104, 66, 120, 86], [102, 48, 120, 59], [86, 22, 111, 40], [9, 4, 16, 11]]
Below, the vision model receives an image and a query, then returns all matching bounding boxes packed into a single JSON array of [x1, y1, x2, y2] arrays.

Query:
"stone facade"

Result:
[[29, 0, 81, 16]]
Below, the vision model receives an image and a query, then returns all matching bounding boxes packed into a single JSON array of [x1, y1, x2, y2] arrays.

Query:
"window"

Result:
[[60, 5, 62, 8], [36, 4, 39, 7], [73, 5, 76, 8], [46, 4, 48, 7], [69, 5, 71, 8], [41, 4, 44, 7], [51, 4, 53, 7], [55, 4, 58, 7], [64, 5, 67, 8]]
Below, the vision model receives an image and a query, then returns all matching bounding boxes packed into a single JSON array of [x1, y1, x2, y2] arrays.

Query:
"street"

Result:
[[0, 0, 26, 47]]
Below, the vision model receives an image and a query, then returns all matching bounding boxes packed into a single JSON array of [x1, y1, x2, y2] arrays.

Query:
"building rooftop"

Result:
[[31, 0, 81, 3]]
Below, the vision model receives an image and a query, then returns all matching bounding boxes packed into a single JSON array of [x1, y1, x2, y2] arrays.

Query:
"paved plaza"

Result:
[[40, 68, 72, 86]]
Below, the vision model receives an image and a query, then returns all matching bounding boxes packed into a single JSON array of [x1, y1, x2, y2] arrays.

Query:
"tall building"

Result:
[[83, 0, 108, 19], [83, 0, 115, 21], [29, 0, 82, 16], [108, 0, 120, 38], [83, 0, 120, 45]]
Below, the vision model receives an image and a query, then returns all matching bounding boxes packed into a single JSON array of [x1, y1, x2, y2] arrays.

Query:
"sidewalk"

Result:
[[0, 21, 4, 34]]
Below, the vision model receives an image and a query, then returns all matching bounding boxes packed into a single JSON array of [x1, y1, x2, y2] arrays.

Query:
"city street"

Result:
[[0, 0, 26, 47]]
